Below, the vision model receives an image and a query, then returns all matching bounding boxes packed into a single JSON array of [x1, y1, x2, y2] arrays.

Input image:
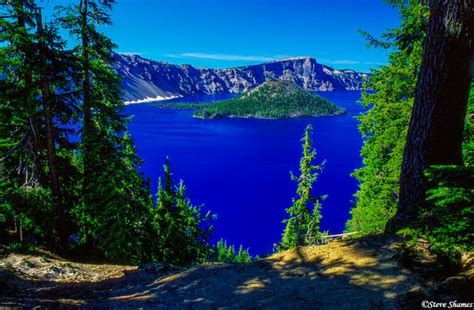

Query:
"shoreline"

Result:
[[193, 110, 347, 120], [124, 94, 182, 105]]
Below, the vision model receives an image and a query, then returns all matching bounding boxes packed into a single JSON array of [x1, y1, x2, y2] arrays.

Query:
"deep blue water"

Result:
[[124, 91, 364, 255]]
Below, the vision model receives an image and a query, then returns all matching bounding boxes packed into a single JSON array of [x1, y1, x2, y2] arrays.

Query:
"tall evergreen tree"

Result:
[[58, 0, 152, 262], [1, 0, 80, 247], [346, 2, 428, 234], [346, 1, 473, 263], [281, 125, 325, 248], [1, 0, 215, 265], [1, 0, 40, 242], [388, 0, 473, 230], [35, 7, 81, 250], [0, 0, 43, 190]]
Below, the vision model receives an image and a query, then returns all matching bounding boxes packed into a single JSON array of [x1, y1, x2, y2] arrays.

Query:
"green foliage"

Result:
[[147, 159, 216, 266], [0, 0, 81, 247], [0, 185, 57, 246], [0, 173, 12, 227], [54, 0, 155, 263], [281, 125, 326, 249], [346, 2, 428, 234], [70, 132, 153, 263], [397, 84, 473, 264], [398, 165, 474, 264], [214, 239, 252, 263], [462, 85, 474, 165], [236, 245, 252, 263], [0, 0, 208, 266], [0, 0, 219, 266], [349, 0, 473, 266], [194, 80, 345, 119]]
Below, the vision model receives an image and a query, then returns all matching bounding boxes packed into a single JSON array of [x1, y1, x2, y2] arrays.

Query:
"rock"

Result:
[[432, 274, 474, 302], [139, 263, 166, 274], [112, 53, 370, 102], [439, 275, 469, 291], [461, 252, 474, 269]]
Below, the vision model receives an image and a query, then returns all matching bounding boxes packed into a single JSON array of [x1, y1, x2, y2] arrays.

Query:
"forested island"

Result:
[[187, 80, 346, 119]]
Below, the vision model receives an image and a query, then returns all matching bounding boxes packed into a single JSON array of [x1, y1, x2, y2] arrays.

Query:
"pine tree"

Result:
[[347, 1, 473, 236], [346, 1, 428, 234], [281, 125, 326, 248], [35, 7, 82, 250], [175, 180, 215, 263], [345, 1, 473, 262], [0, 0, 44, 190], [395, 86, 473, 263], [150, 158, 215, 266], [1, 0, 214, 265], [1, 0, 41, 243], [58, 0, 152, 262], [1, 0, 80, 247], [389, 0, 473, 231], [152, 158, 179, 263]]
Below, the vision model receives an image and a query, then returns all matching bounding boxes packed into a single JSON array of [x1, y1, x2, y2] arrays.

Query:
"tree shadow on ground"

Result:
[[0, 235, 468, 309]]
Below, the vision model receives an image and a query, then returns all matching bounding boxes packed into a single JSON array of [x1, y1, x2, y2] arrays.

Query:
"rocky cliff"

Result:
[[112, 53, 369, 103]]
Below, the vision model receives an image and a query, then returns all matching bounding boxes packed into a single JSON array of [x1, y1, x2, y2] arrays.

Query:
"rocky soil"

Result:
[[0, 236, 472, 309]]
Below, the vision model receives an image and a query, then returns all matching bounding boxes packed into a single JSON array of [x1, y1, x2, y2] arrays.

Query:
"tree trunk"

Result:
[[387, 0, 473, 231], [80, 0, 95, 250], [36, 9, 67, 250], [81, 0, 92, 186], [15, 1, 46, 187]]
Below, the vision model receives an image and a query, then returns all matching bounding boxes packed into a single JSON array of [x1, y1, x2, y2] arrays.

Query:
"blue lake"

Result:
[[124, 91, 365, 255]]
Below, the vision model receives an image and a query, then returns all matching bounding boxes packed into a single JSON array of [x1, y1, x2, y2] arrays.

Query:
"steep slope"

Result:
[[193, 80, 345, 119], [113, 53, 369, 103]]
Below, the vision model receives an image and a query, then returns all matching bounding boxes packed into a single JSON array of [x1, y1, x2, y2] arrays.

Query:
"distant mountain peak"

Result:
[[112, 53, 369, 103], [274, 56, 314, 62]]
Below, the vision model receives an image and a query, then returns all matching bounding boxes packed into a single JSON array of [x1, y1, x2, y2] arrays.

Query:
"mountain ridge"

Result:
[[112, 53, 370, 103]]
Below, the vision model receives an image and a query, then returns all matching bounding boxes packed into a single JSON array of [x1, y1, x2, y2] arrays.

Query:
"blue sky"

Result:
[[44, 0, 401, 72]]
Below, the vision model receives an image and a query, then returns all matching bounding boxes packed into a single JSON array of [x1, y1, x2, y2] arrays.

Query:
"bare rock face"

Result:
[[112, 53, 370, 102]]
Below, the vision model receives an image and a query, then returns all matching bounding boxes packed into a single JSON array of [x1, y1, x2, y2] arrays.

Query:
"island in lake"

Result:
[[162, 80, 346, 119]]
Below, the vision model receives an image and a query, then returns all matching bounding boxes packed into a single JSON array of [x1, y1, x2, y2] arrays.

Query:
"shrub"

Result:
[[214, 239, 252, 263], [398, 165, 474, 265]]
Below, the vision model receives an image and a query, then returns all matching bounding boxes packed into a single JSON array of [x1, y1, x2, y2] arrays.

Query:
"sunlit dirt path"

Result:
[[1, 236, 470, 309]]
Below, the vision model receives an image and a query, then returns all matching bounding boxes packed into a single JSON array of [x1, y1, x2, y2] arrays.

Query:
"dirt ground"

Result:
[[0, 236, 472, 309]]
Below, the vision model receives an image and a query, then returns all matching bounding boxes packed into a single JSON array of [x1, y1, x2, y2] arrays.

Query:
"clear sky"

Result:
[[44, 0, 401, 72]]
